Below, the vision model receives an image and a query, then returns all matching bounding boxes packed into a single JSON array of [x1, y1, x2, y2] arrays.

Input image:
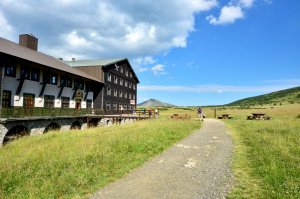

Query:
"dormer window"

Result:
[[107, 87, 111, 95], [130, 72, 132, 78], [107, 73, 111, 82], [125, 70, 128, 77], [120, 67, 124, 73]]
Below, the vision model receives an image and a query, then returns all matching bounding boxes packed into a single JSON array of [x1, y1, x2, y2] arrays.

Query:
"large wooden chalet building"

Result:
[[0, 34, 139, 118]]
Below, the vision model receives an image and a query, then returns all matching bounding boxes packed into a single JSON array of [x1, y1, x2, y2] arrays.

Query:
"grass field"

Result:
[[0, 116, 201, 199], [0, 104, 299, 198], [209, 104, 300, 198]]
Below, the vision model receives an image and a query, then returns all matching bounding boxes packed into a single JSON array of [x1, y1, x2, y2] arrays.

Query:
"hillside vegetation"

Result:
[[227, 86, 300, 106]]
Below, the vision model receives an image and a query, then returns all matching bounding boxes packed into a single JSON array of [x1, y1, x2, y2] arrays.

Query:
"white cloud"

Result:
[[0, 0, 217, 59], [207, 5, 244, 25], [151, 64, 166, 75], [238, 0, 254, 8], [206, 0, 262, 25], [132, 56, 157, 73], [0, 11, 14, 39]]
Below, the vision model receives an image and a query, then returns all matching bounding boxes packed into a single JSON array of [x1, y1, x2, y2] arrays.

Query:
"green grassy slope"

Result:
[[227, 86, 300, 106]]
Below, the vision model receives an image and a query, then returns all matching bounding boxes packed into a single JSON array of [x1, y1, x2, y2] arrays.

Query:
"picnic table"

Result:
[[218, 114, 233, 119], [247, 113, 271, 120]]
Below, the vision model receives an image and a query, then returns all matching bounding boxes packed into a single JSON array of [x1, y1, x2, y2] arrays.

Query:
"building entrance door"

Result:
[[23, 94, 34, 116], [75, 101, 81, 110], [23, 94, 34, 108]]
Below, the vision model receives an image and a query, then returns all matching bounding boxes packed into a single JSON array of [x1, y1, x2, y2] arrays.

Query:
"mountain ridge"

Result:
[[227, 86, 300, 106], [138, 99, 175, 107]]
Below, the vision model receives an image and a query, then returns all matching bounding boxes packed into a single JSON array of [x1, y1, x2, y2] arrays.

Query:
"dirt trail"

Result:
[[90, 119, 233, 199]]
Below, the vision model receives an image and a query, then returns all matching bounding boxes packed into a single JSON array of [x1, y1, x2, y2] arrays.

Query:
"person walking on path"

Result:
[[155, 108, 159, 118], [198, 107, 204, 121]]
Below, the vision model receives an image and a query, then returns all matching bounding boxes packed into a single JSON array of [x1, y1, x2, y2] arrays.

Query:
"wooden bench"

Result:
[[247, 113, 271, 120]]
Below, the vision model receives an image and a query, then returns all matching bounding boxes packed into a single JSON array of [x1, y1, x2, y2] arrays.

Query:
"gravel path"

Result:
[[90, 119, 233, 199]]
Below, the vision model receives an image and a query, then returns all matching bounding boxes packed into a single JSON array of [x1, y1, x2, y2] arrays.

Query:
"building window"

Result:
[[60, 76, 73, 88], [61, 97, 70, 108], [50, 73, 58, 85], [44, 95, 55, 108], [125, 70, 128, 77], [120, 78, 123, 86], [129, 93, 132, 100], [124, 104, 127, 110], [107, 87, 111, 95], [106, 102, 111, 110], [114, 89, 118, 97], [130, 72, 132, 78], [119, 103, 122, 110], [124, 80, 128, 87], [66, 77, 73, 87], [21, 65, 30, 79], [120, 67, 123, 73], [133, 94, 135, 100], [2, 90, 11, 108], [114, 76, 118, 84], [74, 80, 84, 90], [85, 82, 91, 92], [23, 94, 35, 108], [60, 76, 66, 87], [113, 102, 117, 110], [107, 73, 111, 82], [86, 99, 92, 109], [4, 64, 16, 77], [31, 67, 40, 82], [129, 82, 132, 89], [124, 92, 128, 99], [133, 84, 136, 90], [119, 91, 123, 98]]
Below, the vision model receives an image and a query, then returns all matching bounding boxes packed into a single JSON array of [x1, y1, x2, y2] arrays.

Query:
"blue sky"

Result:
[[1, 0, 299, 106]]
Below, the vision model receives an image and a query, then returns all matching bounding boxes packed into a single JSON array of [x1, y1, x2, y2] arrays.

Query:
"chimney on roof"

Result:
[[72, 58, 75, 62], [19, 34, 38, 51]]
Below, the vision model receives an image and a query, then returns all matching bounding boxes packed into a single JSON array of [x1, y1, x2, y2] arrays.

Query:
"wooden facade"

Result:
[[66, 59, 139, 111], [0, 35, 104, 118], [0, 35, 140, 117]]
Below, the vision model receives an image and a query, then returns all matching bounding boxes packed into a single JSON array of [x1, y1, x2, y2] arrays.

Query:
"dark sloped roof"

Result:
[[65, 58, 140, 83], [0, 37, 103, 83]]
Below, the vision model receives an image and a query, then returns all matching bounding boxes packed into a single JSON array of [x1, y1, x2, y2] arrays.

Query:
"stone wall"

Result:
[[0, 116, 142, 146]]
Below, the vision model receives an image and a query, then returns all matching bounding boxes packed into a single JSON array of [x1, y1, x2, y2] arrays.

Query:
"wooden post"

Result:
[[214, 108, 217, 118]]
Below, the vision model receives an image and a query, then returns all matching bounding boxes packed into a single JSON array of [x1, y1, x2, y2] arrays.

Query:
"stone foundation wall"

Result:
[[0, 116, 142, 146]]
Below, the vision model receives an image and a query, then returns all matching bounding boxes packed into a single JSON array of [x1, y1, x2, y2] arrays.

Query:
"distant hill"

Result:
[[227, 86, 300, 106], [138, 99, 175, 107]]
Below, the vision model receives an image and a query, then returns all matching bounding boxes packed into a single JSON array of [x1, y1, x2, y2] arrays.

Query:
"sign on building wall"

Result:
[[130, 100, 135, 105]]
